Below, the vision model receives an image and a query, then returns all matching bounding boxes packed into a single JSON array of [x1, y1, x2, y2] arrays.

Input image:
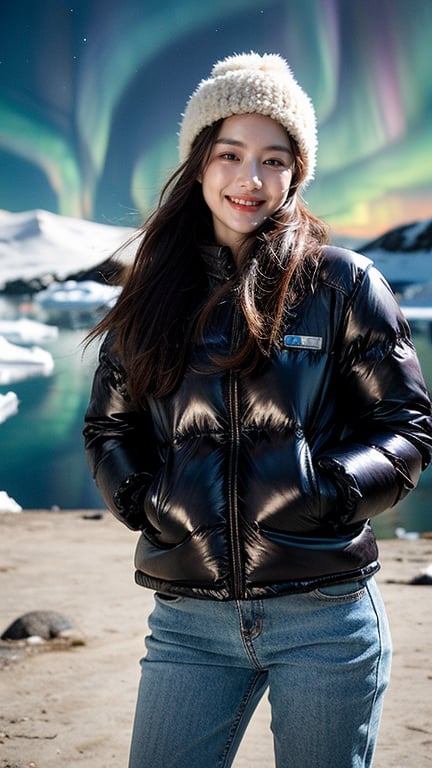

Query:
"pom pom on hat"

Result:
[[178, 52, 317, 186]]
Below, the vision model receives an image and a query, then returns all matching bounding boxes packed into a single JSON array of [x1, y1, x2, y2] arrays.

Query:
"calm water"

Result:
[[1, 301, 431, 538], [0, 325, 102, 510]]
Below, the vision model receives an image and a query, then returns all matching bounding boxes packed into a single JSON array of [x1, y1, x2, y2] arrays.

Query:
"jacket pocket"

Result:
[[283, 428, 339, 531], [259, 526, 361, 551]]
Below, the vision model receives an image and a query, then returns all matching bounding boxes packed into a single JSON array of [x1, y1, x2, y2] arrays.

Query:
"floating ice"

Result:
[[0, 335, 54, 384], [0, 317, 58, 344], [35, 279, 121, 311], [0, 391, 19, 423], [0, 490, 22, 513]]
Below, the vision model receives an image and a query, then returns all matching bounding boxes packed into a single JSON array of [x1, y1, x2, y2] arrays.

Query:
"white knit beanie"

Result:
[[178, 52, 317, 186]]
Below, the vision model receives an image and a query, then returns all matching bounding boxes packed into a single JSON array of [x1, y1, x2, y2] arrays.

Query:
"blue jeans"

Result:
[[128, 578, 392, 768]]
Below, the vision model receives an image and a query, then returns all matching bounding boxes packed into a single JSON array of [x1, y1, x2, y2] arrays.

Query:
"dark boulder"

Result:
[[1, 610, 74, 640]]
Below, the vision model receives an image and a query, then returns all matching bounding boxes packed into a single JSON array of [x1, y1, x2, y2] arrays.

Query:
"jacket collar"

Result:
[[200, 244, 236, 286]]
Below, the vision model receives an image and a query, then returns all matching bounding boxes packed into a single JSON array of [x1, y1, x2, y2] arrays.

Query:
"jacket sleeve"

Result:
[[317, 262, 432, 528], [83, 337, 160, 530]]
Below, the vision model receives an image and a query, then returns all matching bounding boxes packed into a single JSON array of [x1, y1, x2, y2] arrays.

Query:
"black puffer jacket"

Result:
[[83, 245, 432, 600]]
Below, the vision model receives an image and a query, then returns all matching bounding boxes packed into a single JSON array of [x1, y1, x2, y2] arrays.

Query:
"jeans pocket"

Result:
[[313, 579, 367, 603], [155, 592, 184, 603]]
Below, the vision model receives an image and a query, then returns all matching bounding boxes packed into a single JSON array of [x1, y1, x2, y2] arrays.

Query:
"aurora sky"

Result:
[[1, 0, 431, 242]]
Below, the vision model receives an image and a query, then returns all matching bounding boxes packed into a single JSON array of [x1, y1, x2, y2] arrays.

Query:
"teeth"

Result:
[[230, 197, 260, 207]]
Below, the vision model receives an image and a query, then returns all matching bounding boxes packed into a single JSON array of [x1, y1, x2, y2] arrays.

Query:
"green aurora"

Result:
[[0, 0, 431, 242]]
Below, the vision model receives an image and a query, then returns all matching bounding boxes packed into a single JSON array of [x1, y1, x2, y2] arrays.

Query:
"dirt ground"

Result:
[[1, 510, 431, 767]]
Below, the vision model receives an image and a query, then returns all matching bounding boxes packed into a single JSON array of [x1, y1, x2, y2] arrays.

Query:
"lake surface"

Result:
[[1, 300, 431, 538]]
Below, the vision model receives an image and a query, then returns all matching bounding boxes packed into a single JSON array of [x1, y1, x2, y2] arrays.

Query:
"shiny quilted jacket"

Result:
[[84, 245, 432, 600]]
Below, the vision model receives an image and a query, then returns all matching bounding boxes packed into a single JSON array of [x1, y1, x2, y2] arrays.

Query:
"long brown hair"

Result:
[[87, 121, 329, 402]]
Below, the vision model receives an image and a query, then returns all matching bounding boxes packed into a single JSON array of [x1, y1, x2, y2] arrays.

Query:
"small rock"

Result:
[[1, 610, 74, 641], [409, 564, 432, 585], [81, 512, 104, 520]]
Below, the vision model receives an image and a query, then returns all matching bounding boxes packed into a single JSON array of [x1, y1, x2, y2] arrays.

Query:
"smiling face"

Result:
[[198, 113, 294, 258]]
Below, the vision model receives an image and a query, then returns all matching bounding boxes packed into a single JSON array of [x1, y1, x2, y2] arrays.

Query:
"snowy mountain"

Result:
[[363, 218, 432, 252], [0, 209, 431, 296], [361, 218, 432, 290], [0, 209, 136, 291]]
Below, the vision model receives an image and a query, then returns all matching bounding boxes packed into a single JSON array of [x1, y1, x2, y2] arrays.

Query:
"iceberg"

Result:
[[0, 391, 19, 423], [34, 279, 121, 328], [36, 279, 121, 311], [0, 335, 54, 384], [0, 317, 58, 344], [0, 490, 22, 513]]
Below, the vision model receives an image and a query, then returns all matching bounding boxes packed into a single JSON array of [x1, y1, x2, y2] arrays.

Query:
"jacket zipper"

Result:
[[227, 308, 244, 599]]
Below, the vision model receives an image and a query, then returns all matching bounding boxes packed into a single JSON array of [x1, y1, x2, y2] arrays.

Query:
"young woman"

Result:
[[84, 53, 432, 768]]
